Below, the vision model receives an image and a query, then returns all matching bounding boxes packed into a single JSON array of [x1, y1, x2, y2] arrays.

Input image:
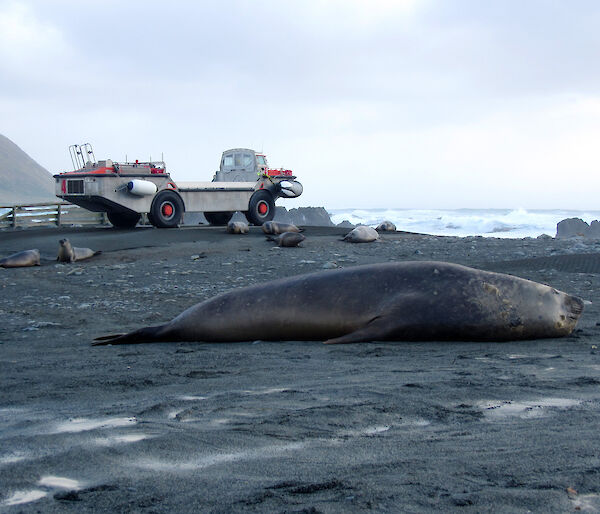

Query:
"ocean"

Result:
[[328, 208, 600, 239]]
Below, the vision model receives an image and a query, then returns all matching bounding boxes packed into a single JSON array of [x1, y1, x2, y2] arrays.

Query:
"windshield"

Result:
[[256, 155, 267, 166]]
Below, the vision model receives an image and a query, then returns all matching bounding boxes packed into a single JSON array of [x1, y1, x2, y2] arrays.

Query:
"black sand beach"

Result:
[[1, 226, 600, 512]]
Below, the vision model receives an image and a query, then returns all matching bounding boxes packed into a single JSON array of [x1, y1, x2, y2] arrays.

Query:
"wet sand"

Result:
[[1, 225, 600, 512]]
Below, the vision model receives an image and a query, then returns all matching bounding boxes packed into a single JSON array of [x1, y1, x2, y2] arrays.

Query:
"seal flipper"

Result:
[[324, 316, 397, 344], [92, 324, 171, 345]]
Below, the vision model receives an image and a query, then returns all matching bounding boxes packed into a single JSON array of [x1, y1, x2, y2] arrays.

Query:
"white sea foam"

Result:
[[340, 425, 391, 437], [480, 398, 581, 420], [134, 441, 307, 472], [2, 489, 47, 506], [329, 207, 600, 238], [38, 475, 83, 489], [570, 493, 600, 512], [94, 433, 150, 445], [50, 416, 137, 433], [242, 387, 288, 395], [168, 409, 185, 419], [0, 451, 29, 465]]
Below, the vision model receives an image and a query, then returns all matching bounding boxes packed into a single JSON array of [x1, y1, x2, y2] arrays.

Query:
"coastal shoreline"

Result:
[[1, 226, 600, 512]]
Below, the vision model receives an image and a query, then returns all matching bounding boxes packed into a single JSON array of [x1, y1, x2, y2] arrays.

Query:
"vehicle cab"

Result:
[[214, 149, 293, 182]]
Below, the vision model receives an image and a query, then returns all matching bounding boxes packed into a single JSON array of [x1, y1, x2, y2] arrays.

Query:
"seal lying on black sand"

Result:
[[266, 232, 306, 247], [93, 261, 583, 345], [57, 239, 101, 263], [227, 221, 249, 234], [262, 221, 303, 234], [0, 249, 41, 268], [376, 221, 397, 232], [342, 226, 379, 243]]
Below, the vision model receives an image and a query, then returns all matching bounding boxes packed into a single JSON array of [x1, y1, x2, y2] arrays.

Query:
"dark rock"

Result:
[[287, 207, 334, 226], [589, 220, 600, 238], [184, 206, 335, 227], [272, 206, 294, 224], [336, 219, 355, 228], [556, 218, 589, 238]]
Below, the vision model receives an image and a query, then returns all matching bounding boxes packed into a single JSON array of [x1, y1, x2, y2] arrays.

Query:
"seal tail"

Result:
[[93, 250, 102, 256], [92, 324, 170, 345]]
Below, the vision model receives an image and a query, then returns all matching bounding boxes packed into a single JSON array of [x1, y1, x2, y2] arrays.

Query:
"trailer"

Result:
[[54, 145, 303, 228]]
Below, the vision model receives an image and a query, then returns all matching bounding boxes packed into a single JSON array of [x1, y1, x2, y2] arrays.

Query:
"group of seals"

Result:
[[264, 221, 305, 247], [93, 261, 584, 346], [0, 238, 101, 268], [262, 221, 303, 235], [0, 249, 41, 268], [225, 220, 306, 247], [57, 239, 101, 263], [341, 221, 396, 243]]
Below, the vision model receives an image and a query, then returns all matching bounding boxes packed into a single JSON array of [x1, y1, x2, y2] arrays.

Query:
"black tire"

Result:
[[107, 211, 141, 229], [245, 190, 275, 225], [204, 211, 234, 226], [150, 190, 184, 228]]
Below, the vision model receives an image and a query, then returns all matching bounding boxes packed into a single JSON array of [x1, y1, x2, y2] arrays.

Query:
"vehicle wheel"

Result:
[[107, 211, 141, 229], [146, 212, 155, 226], [204, 211, 234, 226], [245, 190, 275, 225], [150, 190, 184, 228]]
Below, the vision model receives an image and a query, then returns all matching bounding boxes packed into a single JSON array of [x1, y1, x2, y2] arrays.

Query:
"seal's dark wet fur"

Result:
[[94, 261, 584, 346]]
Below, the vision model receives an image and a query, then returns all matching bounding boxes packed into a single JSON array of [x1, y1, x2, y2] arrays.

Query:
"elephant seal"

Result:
[[266, 232, 306, 247], [227, 221, 249, 234], [342, 226, 379, 243], [262, 221, 303, 235], [93, 261, 583, 346], [0, 249, 41, 268], [376, 221, 397, 232], [57, 239, 101, 263]]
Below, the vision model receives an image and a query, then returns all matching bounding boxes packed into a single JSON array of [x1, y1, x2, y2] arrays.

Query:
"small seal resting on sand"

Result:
[[93, 261, 583, 345], [227, 221, 249, 234], [266, 232, 306, 247], [376, 221, 397, 232], [262, 221, 303, 235], [0, 249, 41, 268], [342, 226, 379, 243], [57, 239, 101, 263]]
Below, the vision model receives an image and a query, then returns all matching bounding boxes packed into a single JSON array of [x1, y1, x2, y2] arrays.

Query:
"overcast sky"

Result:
[[1, 0, 599, 209]]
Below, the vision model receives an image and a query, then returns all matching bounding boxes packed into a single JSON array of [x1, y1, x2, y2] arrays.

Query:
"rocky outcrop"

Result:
[[286, 207, 334, 226], [186, 206, 351, 227], [556, 218, 600, 238], [189, 206, 354, 228], [0, 134, 56, 204]]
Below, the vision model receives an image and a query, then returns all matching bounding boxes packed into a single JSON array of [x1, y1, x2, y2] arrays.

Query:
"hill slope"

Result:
[[0, 135, 56, 205]]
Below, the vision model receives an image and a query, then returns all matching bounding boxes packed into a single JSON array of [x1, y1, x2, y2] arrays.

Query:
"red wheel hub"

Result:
[[162, 203, 173, 217], [258, 201, 268, 215]]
